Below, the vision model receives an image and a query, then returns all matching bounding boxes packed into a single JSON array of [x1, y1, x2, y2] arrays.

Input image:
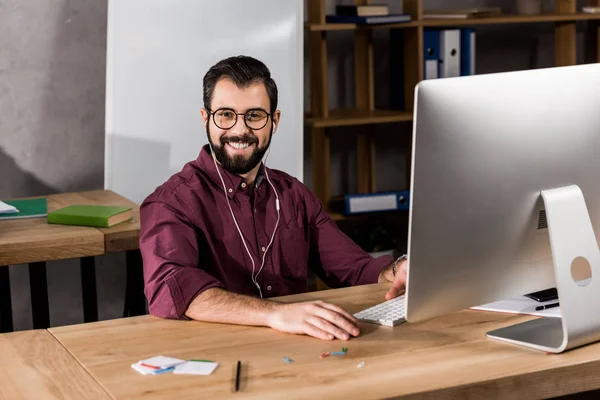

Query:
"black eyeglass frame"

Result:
[[207, 107, 272, 131]]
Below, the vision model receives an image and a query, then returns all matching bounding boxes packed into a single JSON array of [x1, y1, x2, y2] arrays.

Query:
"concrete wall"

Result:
[[0, 0, 587, 330]]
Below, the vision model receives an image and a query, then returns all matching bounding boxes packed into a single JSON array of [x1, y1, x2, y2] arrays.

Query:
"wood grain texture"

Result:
[[305, 109, 413, 128], [49, 190, 140, 253], [0, 189, 140, 265], [49, 284, 600, 399], [0, 330, 110, 400], [0, 194, 104, 265]]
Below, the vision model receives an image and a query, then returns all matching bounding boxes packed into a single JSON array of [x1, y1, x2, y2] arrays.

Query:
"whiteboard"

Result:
[[105, 0, 304, 204]]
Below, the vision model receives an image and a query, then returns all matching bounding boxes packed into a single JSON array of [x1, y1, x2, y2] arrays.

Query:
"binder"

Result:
[[439, 29, 461, 78], [331, 191, 410, 216], [461, 28, 476, 76], [325, 14, 411, 24], [423, 29, 440, 80]]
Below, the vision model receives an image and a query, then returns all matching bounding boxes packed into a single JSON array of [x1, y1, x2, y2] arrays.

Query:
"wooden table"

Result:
[[0, 329, 110, 399], [49, 283, 600, 399], [0, 189, 143, 333], [46, 190, 145, 318]]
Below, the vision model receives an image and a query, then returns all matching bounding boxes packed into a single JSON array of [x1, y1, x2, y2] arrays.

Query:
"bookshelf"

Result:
[[306, 0, 600, 222]]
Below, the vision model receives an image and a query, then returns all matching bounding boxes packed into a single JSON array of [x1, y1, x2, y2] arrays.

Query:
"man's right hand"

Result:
[[267, 300, 360, 341]]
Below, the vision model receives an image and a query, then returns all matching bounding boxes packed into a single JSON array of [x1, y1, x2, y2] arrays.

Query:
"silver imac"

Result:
[[404, 63, 600, 353]]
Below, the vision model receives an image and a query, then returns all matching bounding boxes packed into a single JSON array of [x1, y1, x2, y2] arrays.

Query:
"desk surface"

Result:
[[0, 330, 110, 400], [49, 284, 600, 399], [49, 189, 140, 253], [0, 189, 140, 265], [0, 193, 104, 265]]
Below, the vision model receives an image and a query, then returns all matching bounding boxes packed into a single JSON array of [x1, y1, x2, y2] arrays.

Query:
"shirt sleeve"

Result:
[[305, 189, 395, 288], [139, 196, 225, 319]]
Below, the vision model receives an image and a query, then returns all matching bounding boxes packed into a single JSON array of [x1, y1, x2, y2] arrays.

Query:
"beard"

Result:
[[207, 125, 272, 175]]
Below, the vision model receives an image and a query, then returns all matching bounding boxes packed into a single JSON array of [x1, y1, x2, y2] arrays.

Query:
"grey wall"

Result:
[[0, 0, 587, 330], [1, 0, 125, 331]]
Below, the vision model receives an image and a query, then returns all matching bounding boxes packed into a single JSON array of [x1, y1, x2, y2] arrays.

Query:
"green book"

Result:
[[0, 198, 47, 220], [47, 205, 133, 228]]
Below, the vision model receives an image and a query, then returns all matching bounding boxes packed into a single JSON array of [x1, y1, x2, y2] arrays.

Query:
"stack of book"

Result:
[[326, 4, 411, 24], [423, 7, 502, 20]]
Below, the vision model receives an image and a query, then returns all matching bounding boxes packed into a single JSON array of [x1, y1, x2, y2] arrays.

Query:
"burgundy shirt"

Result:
[[139, 145, 394, 319]]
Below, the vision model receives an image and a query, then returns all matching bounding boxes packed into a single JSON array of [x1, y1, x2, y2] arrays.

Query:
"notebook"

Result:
[[0, 198, 48, 220], [47, 205, 133, 228]]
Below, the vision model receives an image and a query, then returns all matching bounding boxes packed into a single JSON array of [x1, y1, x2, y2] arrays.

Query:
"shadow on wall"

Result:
[[0, 146, 57, 198], [34, 0, 107, 196]]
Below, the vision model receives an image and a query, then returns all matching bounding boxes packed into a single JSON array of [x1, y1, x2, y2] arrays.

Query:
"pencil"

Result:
[[235, 360, 241, 392]]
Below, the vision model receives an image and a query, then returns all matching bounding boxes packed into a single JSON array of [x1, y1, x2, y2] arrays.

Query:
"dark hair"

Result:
[[203, 55, 278, 114]]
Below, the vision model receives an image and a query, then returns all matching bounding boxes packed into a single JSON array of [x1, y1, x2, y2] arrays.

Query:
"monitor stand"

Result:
[[487, 185, 600, 353]]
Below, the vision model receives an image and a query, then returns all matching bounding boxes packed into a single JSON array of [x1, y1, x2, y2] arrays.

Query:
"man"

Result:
[[140, 55, 408, 341]]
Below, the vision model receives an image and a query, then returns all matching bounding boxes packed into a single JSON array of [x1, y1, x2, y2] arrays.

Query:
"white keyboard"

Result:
[[353, 295, 406, 327]]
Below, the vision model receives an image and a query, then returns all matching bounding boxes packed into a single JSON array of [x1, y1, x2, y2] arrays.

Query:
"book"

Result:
[[423, 7, 502, 19], [336, 4, 389, 17], [326, 14, 411, 25], [47, 204, 133, 228], [0, 201, 18, 214], [330, 191, 410, 215], [0, 198, 47, 220], [583, 6, 600, 13]]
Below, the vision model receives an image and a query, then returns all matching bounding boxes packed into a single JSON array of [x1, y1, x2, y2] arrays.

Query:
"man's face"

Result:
[[201, 79, 279, 175]]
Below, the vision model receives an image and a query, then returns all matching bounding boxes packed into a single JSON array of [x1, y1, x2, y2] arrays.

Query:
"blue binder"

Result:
[[423, 29, 440, 80], [342, 191, 410, 215], [461, 28, 476, 76]]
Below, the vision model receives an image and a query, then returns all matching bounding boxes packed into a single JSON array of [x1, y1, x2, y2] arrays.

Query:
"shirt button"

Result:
[[261, 246, 266, 252], [228, 188, 233, 193], [241, 183, 247, 188], [266, 285, 272, 291]]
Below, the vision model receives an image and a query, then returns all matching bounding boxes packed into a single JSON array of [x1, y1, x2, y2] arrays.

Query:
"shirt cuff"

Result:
[[166, 267, 225, 319], [358, 254, 396, 285]]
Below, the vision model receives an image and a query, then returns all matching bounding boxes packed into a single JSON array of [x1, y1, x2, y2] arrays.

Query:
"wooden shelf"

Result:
[[421, 12, 600, 27], [329, 209, 408, 222], [305, 22, 358, 31], [305, 13, 600, 31], [305, 109, 413, 128], [305, 22, 419, 31]]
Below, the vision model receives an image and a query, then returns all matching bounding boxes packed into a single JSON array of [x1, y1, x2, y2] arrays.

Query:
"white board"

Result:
[[105, 0, 304, 204]]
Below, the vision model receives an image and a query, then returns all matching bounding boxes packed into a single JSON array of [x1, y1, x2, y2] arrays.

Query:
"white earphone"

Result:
[[208, 119, 280, 299]]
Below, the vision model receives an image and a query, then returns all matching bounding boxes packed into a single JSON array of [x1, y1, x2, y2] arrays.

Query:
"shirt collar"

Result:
[[196, 144, 265, 199]]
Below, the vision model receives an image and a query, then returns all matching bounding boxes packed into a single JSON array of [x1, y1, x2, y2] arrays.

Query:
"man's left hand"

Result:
[[378, 258, 408, 300]]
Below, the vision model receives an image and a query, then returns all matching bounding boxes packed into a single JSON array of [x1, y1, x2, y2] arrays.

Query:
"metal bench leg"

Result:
[[0, 266, 13, 333], [124, 250, 146, 317], [80, 257, 98, 323], [29, 262, 50, 329]]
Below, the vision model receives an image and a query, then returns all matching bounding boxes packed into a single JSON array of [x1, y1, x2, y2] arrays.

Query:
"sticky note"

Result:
[[173, 361, 219, 375], [131, 362, 175, 375], [139, 355, 186, 369]]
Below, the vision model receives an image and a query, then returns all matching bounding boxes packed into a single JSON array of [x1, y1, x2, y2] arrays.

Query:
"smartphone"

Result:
[[524, 287, 558, 302]]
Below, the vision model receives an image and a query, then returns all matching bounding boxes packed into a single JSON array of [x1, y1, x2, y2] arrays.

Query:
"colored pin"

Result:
[[283, 356, 293, 363], [342, 347, 348, 353], [357, 361, 365, 368], [319, 352, 330, 359], [330, 351, 346, 356]]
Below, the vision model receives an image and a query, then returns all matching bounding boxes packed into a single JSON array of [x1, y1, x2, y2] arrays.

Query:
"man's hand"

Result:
[[267, 300, 360, 341], [379, 258, 408, 300]]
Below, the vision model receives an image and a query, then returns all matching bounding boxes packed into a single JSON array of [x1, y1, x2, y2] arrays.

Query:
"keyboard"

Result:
[[353, 295, 406, 327]]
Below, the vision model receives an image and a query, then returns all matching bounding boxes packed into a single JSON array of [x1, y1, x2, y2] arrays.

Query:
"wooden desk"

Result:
[[0, 189, 144, 332], [0, 329, 110, 399], [46, 190, 145, 318], [49, 284, 600, 399]]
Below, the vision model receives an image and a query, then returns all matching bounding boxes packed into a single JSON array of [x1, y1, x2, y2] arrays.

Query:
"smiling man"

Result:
[[139, 55, 407, 341]]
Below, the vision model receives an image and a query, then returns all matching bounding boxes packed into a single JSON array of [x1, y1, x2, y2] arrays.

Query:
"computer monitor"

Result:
[[404, 63, 600, 353]]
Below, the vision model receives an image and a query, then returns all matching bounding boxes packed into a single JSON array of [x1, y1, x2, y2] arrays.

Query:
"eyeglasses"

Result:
[[208, 108, 271, 130]]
